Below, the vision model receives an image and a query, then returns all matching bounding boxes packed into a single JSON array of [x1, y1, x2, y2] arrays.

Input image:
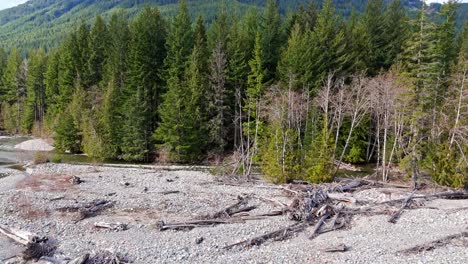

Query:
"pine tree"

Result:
[[277, 23, 311, 91], [24, 49, 47, 133], [1, 48, 21, 104], [75, 21, 91, 87], [435, 0, 459, 85], [44, 51, 60, 116], [227, 18, 249, 149], [0, 49, 22, 134], [363, 0, 386, 75], [87, 15, 109, 88], [308, 0, 349, 89], [242, 33, 265, 176], [156, 16, 207, 162], [207, 42, 229, 156], [57, 39, 77, 113], [259, 0, 282, 82], [104, 11, 130, 90], [121, 7, 167, 162], [398, 3, 442, 187], [347, 9, 369, 73], [54, 86, 86, 153], [382, 0, 409, 69], [156, 0, 196, 162]]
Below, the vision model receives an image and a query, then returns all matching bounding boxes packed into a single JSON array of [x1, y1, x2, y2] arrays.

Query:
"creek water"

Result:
[[0, 136, 34, 166]]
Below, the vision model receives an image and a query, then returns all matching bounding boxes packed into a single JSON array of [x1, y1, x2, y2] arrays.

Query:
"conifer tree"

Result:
[[24, 49, 47, 133], [277, 23, 310, 91], [157, 16, 207, 162], [1, 48, 21, 103], [75, 21, 91, 87], [121, 7, 167, 162], [308, 0, 349, 89], [242, 33, 265, 176], [435, 0, 458, 84], [383, 0, 409, 69], [259, 0, 282, 82], [87, 15, 109, 88], [363, 0, 386, 75], [227, 18, 249, 149], [156, 0, 196, 161]]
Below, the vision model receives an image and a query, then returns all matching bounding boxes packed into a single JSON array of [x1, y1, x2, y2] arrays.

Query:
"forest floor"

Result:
[[0, 163, 467, 263]]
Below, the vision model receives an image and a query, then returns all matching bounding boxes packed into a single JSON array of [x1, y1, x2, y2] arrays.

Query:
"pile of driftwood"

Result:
[[56, 199, 114, 223], [0, 224, 126, 264], [158, 179, 468, 250], [0, 198, 126, 264]]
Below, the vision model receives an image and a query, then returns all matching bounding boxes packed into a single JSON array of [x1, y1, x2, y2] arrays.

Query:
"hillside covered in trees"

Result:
[[0, 0, 466, 188], [0, 0, 467, 52]]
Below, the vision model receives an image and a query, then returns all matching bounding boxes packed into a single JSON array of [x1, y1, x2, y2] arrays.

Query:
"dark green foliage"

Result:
[[121, 6, 167, 162], [87, 15, 109, 88], [0, 0, 465, 189], [24, 49, 47, 133]]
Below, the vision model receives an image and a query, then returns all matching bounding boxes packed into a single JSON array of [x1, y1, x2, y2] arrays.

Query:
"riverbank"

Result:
[[0, 163, 467, 263]]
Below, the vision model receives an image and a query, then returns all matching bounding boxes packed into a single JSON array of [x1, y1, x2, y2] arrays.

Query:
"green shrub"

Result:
[[33, 152, 50, 164], [50, 155, 62, 163]]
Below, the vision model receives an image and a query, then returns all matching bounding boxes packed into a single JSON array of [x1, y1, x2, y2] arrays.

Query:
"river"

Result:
[[0, 136, 34, 166]]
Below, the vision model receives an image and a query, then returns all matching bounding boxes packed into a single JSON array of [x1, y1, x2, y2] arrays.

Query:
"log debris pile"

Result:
[[157, 179, 468, 250], [0, 224, 127, 264], [56, 199, 114, 222]]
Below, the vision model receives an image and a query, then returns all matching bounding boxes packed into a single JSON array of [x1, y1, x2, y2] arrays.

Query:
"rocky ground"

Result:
[[0, 163, 467, 264]]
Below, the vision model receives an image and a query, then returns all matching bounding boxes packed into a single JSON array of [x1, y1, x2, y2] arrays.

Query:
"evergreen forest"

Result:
[[0, 0, 466, 188]]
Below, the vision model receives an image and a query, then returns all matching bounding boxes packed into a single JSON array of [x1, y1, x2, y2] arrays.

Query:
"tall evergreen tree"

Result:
[[1, 48, 21, 103], [121, 7, 167, 162], [363, 0, 386, 75], [307, 0, 349, 90], [383, 0, 409, 69], [87, 15, 109, 88], [24, 49, 47, 133], [156, 16, 207, 162], [259, 0, 282, 82]]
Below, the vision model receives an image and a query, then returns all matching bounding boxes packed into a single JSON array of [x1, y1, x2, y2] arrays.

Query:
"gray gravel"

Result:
[[0, 163, 467, 263]]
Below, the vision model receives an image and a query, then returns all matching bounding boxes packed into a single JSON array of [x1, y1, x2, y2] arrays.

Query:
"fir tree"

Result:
[[259, 0, 282, 82], [87, 15, 109, 88], [383, 0, 409, 69], [156, 16, 207, 162], [308, 0, 349, 89], [363, 0, 386, 75], [121, 7, 167, 162], [24, 49, 47, 133]]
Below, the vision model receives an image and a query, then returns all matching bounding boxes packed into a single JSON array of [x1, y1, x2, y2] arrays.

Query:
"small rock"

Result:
[[196, 237, 204, 244]]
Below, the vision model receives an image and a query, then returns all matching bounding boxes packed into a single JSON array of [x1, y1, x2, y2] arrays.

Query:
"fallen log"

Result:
[[210, 195, 252, 219], [309, 211, 332, 239], [388, 191, 415, 223], [323, 243, 348, 252], [379, 191, 468, 206], [0, 225, 56, 260], [94, 222, 128, 231], [224, 222, 308, 249], [56, 199, 114, 222], [157, 219, 243, 231], [399, 231, 468, 254], [0, 224, 40, 245]]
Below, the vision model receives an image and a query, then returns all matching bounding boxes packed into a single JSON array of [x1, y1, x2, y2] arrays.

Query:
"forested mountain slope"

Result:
[[0, 0, 465, 52]]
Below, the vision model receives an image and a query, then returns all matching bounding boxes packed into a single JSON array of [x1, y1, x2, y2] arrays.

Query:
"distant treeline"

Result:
[[0, 0, 466, 187]]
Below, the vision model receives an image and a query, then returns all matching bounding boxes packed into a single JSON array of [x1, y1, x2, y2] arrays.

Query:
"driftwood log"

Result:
[[399, 231, 468, 254], [56, 199, 114, 222], [94, 222, 128, 231], [0, 225, 56, 260]]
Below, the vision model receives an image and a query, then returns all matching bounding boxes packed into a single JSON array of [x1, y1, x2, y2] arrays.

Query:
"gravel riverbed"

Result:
[[0, 163, 467, 263]]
